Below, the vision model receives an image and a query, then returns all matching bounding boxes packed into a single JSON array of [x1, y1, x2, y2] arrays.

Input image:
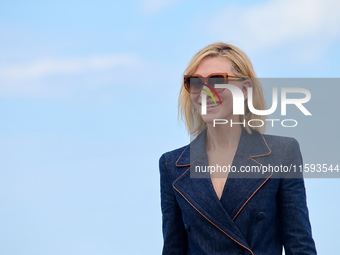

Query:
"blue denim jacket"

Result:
[[159, 129, 317, 255]]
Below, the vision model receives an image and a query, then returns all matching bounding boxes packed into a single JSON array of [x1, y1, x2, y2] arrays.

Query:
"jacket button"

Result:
[[257, 212, 266, 220], [184, 223, 190, 231]]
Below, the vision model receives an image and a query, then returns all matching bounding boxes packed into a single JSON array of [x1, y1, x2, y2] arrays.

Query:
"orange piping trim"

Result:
[[172, 167, 254, 255], [232, 134, 273, 221], [175, 146, 193, 167], [249, 134, 272, 158], [232, 169, 273, 220]]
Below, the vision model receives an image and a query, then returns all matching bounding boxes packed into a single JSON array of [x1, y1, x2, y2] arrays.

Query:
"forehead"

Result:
[[194, 57, 235, 76]]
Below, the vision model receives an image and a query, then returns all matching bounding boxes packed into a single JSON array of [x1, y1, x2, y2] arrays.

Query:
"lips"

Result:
[[199, 101, 221, 106], [199, 101, 220, 105], [207, 102, 221, 108]]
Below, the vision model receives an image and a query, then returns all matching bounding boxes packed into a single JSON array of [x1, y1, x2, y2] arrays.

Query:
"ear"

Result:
[[241, 78, 253, 96]]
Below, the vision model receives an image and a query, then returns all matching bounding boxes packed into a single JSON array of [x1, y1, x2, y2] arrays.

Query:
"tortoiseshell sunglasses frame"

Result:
[[184, 73, 245, 94]]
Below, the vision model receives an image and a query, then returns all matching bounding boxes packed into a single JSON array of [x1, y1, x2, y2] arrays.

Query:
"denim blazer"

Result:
[[159, 128, 317, 255]]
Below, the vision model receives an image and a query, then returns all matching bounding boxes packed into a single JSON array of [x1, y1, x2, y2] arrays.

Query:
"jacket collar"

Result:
[[172, 128, 273, 250], [176, 127, 271, 167]]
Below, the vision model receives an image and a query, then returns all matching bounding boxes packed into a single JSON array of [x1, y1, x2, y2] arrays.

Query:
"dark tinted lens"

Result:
[[189, 77, 203, 92], [208, 76, 226, 92], [208, 76, 226, 87]]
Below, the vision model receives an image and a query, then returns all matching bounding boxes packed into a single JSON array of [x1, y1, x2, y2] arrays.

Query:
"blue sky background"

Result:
[[0, 0, 339, 254]]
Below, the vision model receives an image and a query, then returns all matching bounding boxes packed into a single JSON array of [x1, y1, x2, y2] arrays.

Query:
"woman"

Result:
[[159, 42, 317, 255]]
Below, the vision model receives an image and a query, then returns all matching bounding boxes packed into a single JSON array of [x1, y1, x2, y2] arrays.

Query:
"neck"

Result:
[[205, 123, 243, 152]]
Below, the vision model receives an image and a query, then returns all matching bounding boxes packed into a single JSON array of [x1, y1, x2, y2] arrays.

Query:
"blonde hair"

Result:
[[178, 42, 267, 136]]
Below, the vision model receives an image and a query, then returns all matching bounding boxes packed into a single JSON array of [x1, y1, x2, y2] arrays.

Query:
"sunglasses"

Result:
[[184, 73, 245, 94]]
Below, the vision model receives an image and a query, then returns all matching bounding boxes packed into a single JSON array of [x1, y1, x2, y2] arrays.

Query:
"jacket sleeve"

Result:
[[159, 153, 188, 255], [277, 139, 317, 255]]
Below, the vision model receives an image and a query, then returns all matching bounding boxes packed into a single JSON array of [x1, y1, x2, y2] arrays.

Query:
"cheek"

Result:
[[219, 90, 233, 104], [190, 94, 200, 104], [219, 91, 235, 115]]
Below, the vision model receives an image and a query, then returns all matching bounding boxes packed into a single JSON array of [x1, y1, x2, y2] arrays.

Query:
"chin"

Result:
[[201, 114, 220, 124], [201, 111, 235, 124]]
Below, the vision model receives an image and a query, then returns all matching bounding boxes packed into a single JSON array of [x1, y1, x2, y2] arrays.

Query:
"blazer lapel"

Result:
[[173, 128, 273, 248]]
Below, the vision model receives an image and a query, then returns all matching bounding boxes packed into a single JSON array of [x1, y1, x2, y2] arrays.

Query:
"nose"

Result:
[[200, 83, 212, 94]]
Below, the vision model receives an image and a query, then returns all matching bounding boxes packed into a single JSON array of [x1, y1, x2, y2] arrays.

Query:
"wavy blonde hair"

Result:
[[178, 42, 267, 136]]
